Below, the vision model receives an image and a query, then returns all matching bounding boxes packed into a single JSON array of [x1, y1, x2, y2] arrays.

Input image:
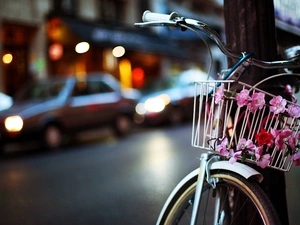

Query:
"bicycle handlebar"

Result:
[[135, 11, 300, 70]]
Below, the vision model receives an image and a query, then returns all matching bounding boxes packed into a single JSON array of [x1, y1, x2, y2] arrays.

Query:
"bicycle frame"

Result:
[[157, 48, 266, 225], [136, 10, 300, 225]]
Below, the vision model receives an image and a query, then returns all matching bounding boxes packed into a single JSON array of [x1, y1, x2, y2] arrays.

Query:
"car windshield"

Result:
[[15, 81, 67, 101]]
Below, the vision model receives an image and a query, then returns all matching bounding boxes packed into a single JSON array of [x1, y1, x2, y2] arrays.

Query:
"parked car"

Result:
[[0, 92, 13, 111], [134, 69, 213, 125], [0, 72, 140, 151]]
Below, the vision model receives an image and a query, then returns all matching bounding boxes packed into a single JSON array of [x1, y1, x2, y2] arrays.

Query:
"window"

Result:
[[72, 80, 114, 97], [88, 81, 114, 94], [16, 82, 66, 101], [72, 81, 89, 96]]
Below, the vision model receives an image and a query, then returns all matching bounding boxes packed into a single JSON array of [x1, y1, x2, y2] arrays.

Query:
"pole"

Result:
[[223, 0, 289, 224]]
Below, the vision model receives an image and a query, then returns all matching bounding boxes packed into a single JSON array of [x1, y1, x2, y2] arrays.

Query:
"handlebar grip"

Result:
[[142, 10, 179, 22]]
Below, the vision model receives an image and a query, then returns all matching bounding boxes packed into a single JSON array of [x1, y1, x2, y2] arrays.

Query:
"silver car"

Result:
[[0, 72, 139, 151]]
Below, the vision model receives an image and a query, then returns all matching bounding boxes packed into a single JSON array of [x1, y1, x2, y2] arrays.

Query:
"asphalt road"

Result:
[[0, 124, 299, 225], [0, 125, 201, 225]]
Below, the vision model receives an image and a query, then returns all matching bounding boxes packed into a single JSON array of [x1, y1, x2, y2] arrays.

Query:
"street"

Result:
[[0, 124, 299, 225]]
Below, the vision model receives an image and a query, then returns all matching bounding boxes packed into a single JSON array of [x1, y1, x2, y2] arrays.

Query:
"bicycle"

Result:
[[135, 11, 300, 225]]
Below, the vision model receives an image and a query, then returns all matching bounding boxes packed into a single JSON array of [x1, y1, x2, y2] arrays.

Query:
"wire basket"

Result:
[[191, 79, 300, 172]]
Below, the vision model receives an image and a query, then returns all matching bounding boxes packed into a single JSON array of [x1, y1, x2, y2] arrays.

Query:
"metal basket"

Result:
[[191, 79, 300, 172]]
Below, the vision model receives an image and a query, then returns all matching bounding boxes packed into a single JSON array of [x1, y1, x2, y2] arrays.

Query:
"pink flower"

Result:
[[290, 152, 300, 166], [279, 129, 293, 138], [236, 89, 251, 107], [269, 96, 287, 114], [229, 149, 242, 164], [255, 146, 271, 168], [275, 136, 285, 150], [289, 135, 296, 151], [255, 146, 263, 160], [271, 128, 293, 150], [248, 92, 265, 113], [237, 138, 256, 151], [270, 128, 280, 138], [287, 105, 300, 118], [257, 153, 271, 168], [215, 85, 224, 104], [285, 84, 297, 103], [216, 138, 230, 156]]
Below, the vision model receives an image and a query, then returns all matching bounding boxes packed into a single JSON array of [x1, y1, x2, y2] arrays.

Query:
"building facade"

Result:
[[0, 0, 50, 95], [0, 0, 227, 96]]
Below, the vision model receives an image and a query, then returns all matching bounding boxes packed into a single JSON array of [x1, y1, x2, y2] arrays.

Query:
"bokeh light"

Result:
[[49, 43, 63, 60], [75, 42, 90, 54], [112, 46, 125, 57], [2, 53, 13, 64]]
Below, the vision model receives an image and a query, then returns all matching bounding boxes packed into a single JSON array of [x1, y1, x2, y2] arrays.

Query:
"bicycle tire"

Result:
[[158, 170, 281, 225]]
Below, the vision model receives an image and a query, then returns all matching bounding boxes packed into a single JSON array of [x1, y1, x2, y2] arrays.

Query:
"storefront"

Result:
[[46, 16, 184, 89], [1, 21, 37, 96]]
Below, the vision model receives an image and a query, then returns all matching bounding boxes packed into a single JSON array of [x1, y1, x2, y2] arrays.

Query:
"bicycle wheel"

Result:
[[158, 170, 281, 225]]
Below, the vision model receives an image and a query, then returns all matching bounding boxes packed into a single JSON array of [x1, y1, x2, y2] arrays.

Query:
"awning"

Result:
[[60, 17, 184, 57]]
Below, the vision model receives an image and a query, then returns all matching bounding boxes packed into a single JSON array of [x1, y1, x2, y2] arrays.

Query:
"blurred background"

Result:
[[0, 1, 299, 225], [0, 0, 298, 97], [0, 0, 228, 97]]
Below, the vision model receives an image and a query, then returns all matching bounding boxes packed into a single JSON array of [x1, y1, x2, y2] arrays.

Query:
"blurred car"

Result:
[[0, 92, 13, 111], [135, 69, 213, 125], [0, 72, 140, 151]]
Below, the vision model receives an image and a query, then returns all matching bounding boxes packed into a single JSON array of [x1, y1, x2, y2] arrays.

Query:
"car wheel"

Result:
[[114, 114, 132, 136], [43, 125, 62, 149]]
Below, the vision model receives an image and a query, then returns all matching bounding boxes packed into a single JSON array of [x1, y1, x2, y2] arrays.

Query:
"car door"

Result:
[[63, 80, 91, 131], [65, 79, 121, 131], [85, 80, 121, 127]]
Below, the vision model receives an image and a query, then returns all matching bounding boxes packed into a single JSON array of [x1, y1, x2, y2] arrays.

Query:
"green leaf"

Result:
[[224, 89, 237, 98], [231, 89, 237, 97], [241, 153, 247, 162]]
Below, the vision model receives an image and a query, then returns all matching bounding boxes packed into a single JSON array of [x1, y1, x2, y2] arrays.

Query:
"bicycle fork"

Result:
[[190, 152, 221, 225]]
